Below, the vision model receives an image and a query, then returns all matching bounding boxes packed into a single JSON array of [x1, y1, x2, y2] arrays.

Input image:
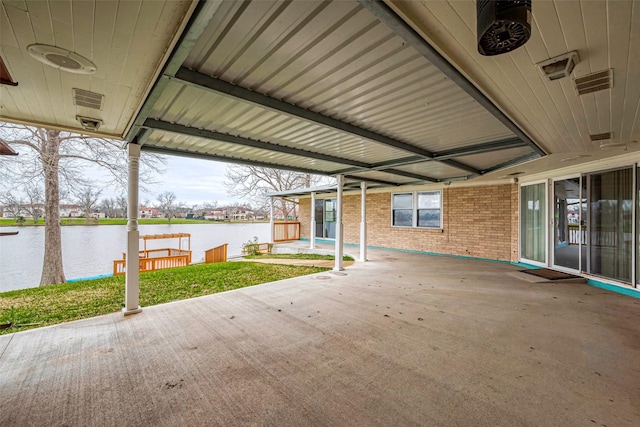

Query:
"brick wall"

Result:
[[298, 183, 519, 262]]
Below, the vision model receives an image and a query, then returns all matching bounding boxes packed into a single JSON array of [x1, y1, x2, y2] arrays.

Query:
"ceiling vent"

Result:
[[574, 69, 613, 95], [536, 51, 579, 81], [590, 132, 627, 149], [477, 0, 532, 56], [73, 88, 104, 110], [76, 115, 102, 131], [590, 132, 611, 143], [27, 44, 97, 75]]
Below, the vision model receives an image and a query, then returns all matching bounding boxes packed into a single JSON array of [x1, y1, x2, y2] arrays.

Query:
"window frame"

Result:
[[391, 190, 442, 229]]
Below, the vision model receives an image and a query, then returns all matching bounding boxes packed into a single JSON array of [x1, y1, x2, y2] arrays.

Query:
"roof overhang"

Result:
[[3, 1, 639, 183]]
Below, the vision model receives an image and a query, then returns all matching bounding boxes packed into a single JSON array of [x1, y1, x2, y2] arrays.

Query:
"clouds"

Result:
[[90, 156, 236, 206], [149, 157, 232, 205]]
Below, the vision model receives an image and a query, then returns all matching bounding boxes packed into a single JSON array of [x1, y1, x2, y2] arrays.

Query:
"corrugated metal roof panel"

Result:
[[150, 80, 417, 164], [182, 0, 518, 154], [455, 147, 536, 171], [343, 170, 417, 185], [143, 129, 352, 173], [393, 161, 473, 180]]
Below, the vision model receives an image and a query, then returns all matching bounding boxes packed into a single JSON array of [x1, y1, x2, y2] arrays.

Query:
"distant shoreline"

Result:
[[0, 219, 270, 227]]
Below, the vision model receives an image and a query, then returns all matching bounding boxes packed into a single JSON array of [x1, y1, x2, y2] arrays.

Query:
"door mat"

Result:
[[519, 269, 582, 280]]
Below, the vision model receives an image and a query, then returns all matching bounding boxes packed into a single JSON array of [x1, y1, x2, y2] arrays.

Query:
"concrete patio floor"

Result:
[[1, 248, 639, 426]]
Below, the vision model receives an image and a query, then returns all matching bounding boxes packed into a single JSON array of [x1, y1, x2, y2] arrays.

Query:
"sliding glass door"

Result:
[[521, 167, 637, 286], [520, 182, 546, 264], [588, 168, 633, 282], [315, 198, 337, 239]]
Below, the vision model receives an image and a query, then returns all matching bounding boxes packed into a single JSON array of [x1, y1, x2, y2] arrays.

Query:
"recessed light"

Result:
[[27, 44, 97, 74]]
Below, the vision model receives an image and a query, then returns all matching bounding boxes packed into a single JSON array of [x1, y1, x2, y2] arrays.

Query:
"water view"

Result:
[[0, 223, 270, 292]]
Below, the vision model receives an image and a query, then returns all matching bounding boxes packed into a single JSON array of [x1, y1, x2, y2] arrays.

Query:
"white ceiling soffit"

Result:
[[387, 0, 640, 177], [135, 0, 546, 186], [0, 0, 195, 137]]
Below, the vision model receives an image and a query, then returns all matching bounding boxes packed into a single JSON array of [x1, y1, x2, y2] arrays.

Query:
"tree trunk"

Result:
[[40, 130, 66, 286]]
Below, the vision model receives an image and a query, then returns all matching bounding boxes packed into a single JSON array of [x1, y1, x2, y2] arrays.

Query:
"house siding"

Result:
[[299, 184, 518, 262]]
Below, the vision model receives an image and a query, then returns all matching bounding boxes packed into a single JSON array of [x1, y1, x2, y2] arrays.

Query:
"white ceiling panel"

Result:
[[389, 0, 640, 158], [0, 0, 194, 137]]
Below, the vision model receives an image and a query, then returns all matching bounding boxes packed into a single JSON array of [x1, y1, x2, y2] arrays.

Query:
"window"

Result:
[[417, 191, 441, 227], [392, 193, 413, 226], [392, 191, 442, 228]]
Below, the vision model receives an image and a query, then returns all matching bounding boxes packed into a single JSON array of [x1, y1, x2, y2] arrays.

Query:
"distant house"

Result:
[[204, 210, 226, 221], [139, 207, 163, 218], [203, 206, 255, 221], [60, 204, 83, 218], [230, 208, 255, 221]]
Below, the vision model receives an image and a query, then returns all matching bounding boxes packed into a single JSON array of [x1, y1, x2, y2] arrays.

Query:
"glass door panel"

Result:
[[324, 199, 336, 239], [553, 178, 584, 270], [520, 183, 546, 263], [588, 168, 632, 282], [314, 200, 324, 238]]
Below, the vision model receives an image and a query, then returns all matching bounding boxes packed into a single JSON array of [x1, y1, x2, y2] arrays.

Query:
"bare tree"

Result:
[[193, 201, 218, 217], [0, 123, 165, 286], [100, 197, 117, 218], [116, 195, 128, 218], [156, 191, 178, 224], [74, 184, 102, 221], [23, 182, 44, 224], [0, 191, 23, 219], [225, 166, 332, 220]]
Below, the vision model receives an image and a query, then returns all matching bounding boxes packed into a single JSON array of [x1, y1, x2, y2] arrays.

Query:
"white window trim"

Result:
[[391, 190, 442, 229]]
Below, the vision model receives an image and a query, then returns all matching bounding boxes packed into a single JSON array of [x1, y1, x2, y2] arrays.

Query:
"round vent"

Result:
[[27, 44, 97, 74], [477, 0, 532, 56]]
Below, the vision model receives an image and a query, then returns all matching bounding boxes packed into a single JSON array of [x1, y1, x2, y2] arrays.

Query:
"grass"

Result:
[[0, 218, 266, 226], [0, 261, 326, 335], [244, 253, 355, 261]]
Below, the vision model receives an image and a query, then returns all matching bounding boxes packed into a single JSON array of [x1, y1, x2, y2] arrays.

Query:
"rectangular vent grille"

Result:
[[590, 132, 611, 142], [73, 88, 104, 110], [574, 69, 613, 95]]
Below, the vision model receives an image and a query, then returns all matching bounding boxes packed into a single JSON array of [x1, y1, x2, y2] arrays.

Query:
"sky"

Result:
[[94, 156, 241, 207]]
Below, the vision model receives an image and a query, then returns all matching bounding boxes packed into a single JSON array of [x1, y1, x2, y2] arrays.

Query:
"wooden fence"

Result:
[[273, 221, 300, 242], [113, 248, 192, 276], [205, 243, 228, 263], [113, 254, 191, 276]]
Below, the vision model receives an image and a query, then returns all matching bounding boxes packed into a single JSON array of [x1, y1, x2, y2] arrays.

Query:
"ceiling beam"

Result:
[[144, 119, 441, 184], [143, 118, 372, 169], [432, 138, 528, 160], [357, 0, 546, 157], [172, 68, 482, 175], [172, 67, 435, 158], [370, 155, 426, 170], [380, 168, 439, 182], [482, 153, 541, 174], [141, 145, 335, 176], [343, 175, 400, 187]]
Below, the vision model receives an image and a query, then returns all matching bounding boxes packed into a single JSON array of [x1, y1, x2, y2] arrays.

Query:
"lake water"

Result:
[[0, 223, 270, 292]]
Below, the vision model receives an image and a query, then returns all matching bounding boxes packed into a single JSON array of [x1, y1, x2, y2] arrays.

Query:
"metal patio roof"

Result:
[[127, 0, 544, 187]]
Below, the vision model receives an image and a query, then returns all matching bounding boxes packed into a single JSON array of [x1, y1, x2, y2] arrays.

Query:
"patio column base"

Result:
[[123, 307, 142, 316]]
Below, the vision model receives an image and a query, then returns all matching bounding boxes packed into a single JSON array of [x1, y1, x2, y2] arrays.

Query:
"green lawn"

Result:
[[0, 261, 326, 335], [0, 218, 265, 226], [244, 253, 354, 261]]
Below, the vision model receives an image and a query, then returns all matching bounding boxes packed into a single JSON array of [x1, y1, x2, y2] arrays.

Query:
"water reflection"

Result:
[[0, 223, 270, 292]]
